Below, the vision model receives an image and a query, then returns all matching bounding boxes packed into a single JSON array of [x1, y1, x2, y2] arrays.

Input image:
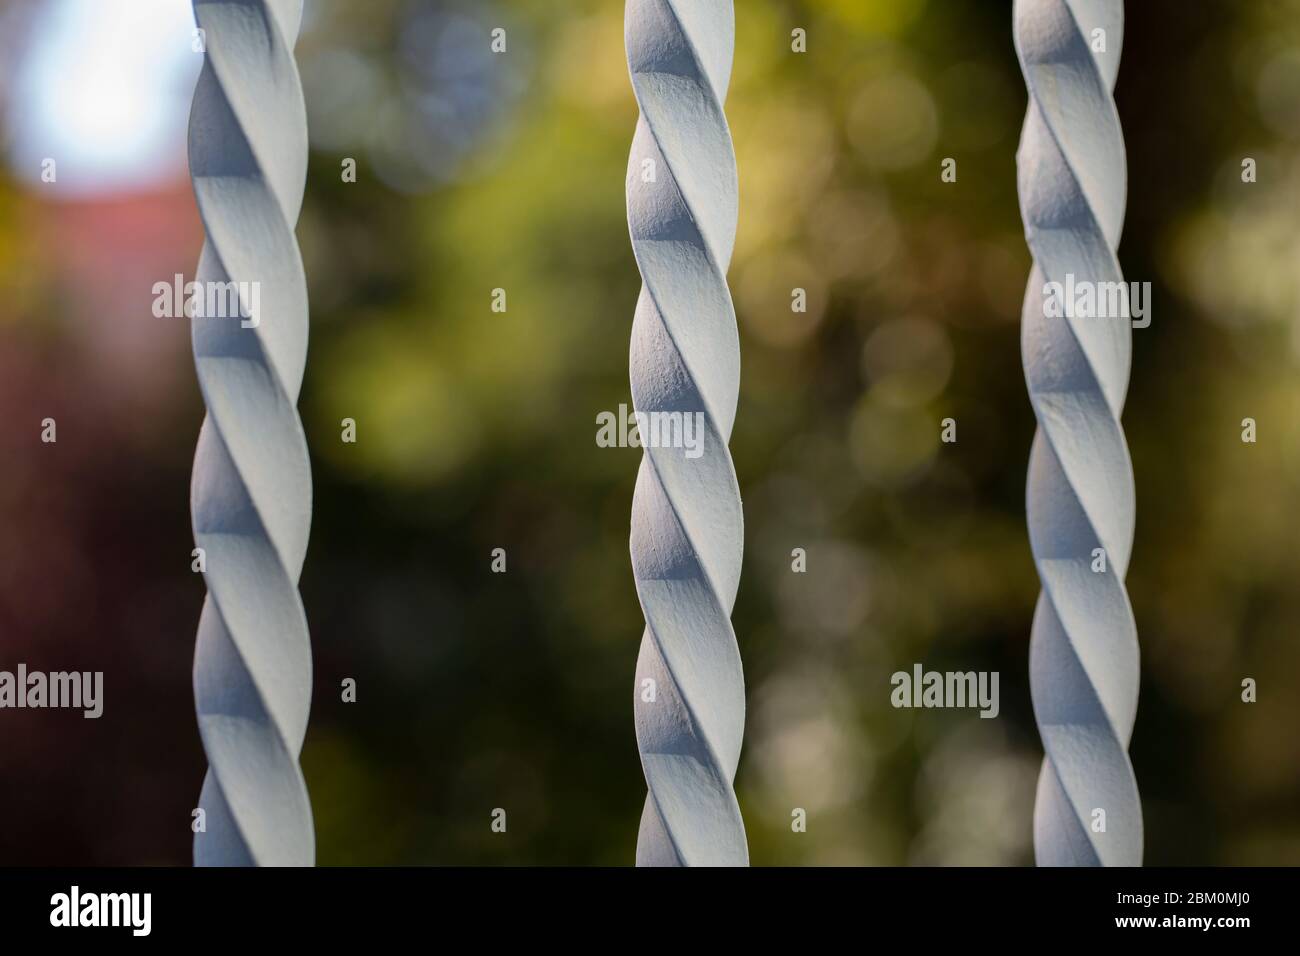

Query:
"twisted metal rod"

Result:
[[188, 0, 314, 866], [625, 0, 747, 866], [1015, 0, 1142, 866]]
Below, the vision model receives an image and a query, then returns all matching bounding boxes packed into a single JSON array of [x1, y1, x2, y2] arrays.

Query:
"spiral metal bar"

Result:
[[187, 0, 314, 866], [1015, 0, 1142, 866], [625, 0, 747, 866]]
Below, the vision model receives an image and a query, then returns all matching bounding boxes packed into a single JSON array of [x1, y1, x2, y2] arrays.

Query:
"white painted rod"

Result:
[[1015, 0, 1143, 866], [188, 0, 314, 866], [625, 0, 748, 866]]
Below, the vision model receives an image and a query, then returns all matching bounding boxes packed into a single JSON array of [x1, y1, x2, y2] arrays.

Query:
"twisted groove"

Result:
[[1015, 0, 1142, 866], [625, 0, 747, 866], [188, 0, 314, 866]]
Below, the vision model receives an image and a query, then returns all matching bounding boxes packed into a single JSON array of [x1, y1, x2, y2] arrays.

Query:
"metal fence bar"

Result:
[[625, 0, 748, 866], [1015, 0, 1143, 866], [187, 0, 314, 867]]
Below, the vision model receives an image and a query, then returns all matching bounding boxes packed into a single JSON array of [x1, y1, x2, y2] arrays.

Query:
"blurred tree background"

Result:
[[0, 0, 1297, 865]]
